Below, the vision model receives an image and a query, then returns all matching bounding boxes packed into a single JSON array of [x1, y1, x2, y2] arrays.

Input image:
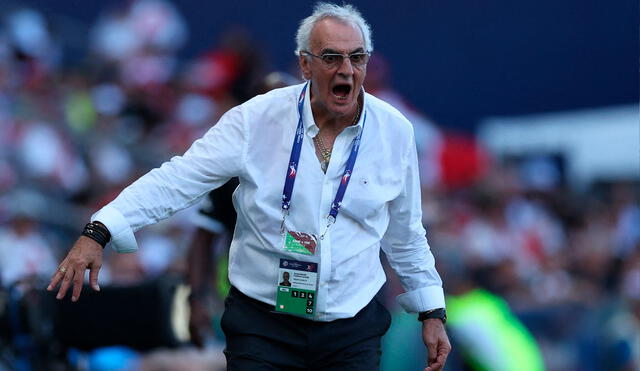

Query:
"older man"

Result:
[[48, 3, 450, 370]]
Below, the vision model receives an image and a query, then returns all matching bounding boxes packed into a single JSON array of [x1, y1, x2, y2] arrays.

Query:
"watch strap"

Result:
[[418, 308, 447, 324]]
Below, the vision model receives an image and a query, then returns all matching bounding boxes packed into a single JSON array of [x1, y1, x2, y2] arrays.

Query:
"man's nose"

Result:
[[337, 56, 354, 75]]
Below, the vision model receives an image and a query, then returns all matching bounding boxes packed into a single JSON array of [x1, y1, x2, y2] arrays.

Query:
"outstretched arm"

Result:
[[47, 106, 247, 302]]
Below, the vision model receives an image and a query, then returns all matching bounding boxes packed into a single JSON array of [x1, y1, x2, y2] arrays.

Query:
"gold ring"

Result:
[[58, 266, 67, 273]]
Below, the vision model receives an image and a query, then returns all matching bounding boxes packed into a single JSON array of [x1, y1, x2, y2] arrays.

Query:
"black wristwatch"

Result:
[[418, 308, 447, 324]]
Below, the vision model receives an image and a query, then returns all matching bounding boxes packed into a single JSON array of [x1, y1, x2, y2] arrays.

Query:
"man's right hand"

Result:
[[47, 236, 104, 302]]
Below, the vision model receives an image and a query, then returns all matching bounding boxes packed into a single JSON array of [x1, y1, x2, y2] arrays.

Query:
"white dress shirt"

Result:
[[93, 83, 445, 321]]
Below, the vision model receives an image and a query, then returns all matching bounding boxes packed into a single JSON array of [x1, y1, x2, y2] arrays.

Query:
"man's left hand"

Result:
[[422, 318, 451, 371]]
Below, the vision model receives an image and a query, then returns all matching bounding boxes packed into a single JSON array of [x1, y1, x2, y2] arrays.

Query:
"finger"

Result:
[[427, 341, 438, 367], [438, 353, 448, 367], [56, 268, 74, 300], [47, 266, 66, 291], [89, 264, 101, 291], [71, 266, 87, 302], [426, 357, 444, 371], [427, 345, 450, 371], [424, 340, 443, 371], [439, 345, 451, 366], [425, 359, 443, 371]]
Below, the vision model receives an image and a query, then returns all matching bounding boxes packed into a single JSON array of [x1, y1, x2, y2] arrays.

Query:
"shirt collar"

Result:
[[302, 81, 366, 137]]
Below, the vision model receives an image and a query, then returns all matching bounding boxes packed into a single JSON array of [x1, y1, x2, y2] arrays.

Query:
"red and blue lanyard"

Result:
[[281, 82, 366, 239]]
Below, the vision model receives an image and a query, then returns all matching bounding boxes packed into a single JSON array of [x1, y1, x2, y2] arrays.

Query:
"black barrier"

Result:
[[50, 276, 190, 351], [2, 276, 190, 358]]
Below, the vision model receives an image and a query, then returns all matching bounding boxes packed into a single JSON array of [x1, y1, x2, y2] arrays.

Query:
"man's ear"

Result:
[[299, 55, 312, 80]]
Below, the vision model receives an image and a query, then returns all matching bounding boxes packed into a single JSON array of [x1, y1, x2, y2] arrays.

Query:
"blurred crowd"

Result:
[[0, 2, 638, 370]]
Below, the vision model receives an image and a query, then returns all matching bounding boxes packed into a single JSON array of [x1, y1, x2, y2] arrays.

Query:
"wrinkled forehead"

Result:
[[309, 17, 365, 53]]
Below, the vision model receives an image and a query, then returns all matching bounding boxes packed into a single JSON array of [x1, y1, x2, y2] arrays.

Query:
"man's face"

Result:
[[283, 272, 290, 280], [299, 18, 367, 119]]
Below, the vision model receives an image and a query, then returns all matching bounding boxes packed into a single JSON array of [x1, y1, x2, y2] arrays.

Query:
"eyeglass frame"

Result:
[[300, 49, 371, 69]]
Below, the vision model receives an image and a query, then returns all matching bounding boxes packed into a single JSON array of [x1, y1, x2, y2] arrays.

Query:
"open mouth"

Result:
[[332, 84, 352, 100]]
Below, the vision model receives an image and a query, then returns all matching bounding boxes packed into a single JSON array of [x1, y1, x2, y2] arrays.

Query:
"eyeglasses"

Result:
[[301, 50, 370, 68]]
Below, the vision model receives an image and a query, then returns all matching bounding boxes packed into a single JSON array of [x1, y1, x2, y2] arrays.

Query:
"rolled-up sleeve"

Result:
[[92, 106, 248, 253], [380, 136, 445, 312]]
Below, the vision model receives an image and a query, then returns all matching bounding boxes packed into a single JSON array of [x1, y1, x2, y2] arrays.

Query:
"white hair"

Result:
[[295, 2, 373, 55]]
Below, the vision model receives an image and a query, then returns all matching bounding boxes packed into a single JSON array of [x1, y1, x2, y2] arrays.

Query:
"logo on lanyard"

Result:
[[288, 163, 297, 178], [341, 170, 352, 184]]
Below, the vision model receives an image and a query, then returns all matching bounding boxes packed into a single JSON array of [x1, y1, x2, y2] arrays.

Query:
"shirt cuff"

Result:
[[396, 285, 446, 313], [91, 205, 138, 253]]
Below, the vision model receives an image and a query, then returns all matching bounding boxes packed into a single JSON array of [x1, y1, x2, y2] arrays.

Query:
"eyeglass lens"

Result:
[[322, 53, 368, 66]]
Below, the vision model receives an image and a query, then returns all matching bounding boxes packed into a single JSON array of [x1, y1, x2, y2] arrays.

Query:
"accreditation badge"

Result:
[[275, 258, 318, 318], [283, 230, 317, 255]]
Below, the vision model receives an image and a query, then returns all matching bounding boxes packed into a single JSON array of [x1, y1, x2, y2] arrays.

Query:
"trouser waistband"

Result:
[[228, 286, 275, 312]]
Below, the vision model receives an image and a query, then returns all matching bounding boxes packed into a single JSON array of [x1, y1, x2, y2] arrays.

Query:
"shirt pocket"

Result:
[[340, 171, 402, 224]]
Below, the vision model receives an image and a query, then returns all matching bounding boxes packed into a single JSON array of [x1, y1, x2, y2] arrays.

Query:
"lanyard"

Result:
[[281, 82, 366, 239]]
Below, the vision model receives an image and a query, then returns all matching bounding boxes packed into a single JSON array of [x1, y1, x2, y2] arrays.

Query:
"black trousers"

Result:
[[221, 286, 392, 370]]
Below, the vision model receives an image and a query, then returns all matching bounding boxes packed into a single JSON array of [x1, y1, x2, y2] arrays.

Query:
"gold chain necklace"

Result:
[[314, 102, 361, 173], [314, 135, 332, 172]]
